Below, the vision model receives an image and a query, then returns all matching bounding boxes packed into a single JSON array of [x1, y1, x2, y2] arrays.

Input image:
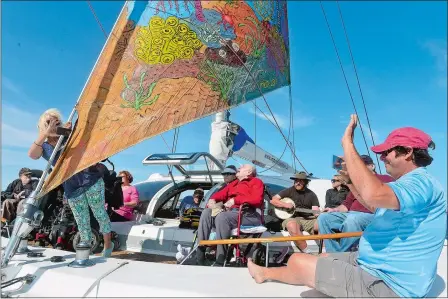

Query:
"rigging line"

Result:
[[86, 0, 109, 39], [258, 85, 294, 174], [254, 101, 257, 162], [160, 134, 172, 152], [288, 85, 297, 172], [336, 1, 383, 174], [86, 0, 173, 153], [319, 1, 371, 157]]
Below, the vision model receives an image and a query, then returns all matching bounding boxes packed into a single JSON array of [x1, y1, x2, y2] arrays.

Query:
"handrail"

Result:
[[199, 231, 362, 246]]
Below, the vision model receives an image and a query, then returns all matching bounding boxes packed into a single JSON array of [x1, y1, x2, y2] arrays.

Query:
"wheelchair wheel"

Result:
[[251, 245, 266, 266], [71, 228, 101, 253]]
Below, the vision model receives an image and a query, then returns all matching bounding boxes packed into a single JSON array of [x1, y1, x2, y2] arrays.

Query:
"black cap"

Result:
[[221, 165, 237, 175], [19, 167, 32, 177], [193, 188, 204, 197]]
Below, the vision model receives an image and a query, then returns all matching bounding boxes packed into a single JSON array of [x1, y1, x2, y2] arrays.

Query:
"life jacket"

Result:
[[179, 207, 203, 229]]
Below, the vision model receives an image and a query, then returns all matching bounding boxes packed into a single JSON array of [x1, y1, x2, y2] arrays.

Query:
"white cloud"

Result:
[[423, 39, 447, 72], [423, 39, 447, 88], [1, 123, 37, 148], [247, 105, 315, 130], [2, 76, 32, 101], [1, 103, 41, 148]]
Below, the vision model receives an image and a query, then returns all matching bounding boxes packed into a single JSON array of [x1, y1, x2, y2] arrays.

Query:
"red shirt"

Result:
[[342, 174, 395, 213], [211, 177, 264, 209]]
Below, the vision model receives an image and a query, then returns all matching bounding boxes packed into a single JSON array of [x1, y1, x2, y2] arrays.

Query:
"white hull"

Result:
[[1, 237, 446, 298]]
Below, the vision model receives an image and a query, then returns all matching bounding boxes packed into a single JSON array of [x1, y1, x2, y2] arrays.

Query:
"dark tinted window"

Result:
[[134, 181, 171, 202], [265, 183, 287, 196]]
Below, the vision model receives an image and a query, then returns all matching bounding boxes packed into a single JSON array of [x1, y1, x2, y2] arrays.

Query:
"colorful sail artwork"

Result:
[[41, 0, 291, 195]]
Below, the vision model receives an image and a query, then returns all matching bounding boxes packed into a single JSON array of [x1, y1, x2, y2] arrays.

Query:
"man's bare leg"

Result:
[[247, 253, 318, 287], [286, 222, 307, 251]]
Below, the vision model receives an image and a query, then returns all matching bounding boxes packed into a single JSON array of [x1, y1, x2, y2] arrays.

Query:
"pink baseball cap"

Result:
[[371, 127, 432, 154]]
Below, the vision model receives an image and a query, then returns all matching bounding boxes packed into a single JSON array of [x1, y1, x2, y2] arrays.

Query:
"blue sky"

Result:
[[2, 1, 447, 191]]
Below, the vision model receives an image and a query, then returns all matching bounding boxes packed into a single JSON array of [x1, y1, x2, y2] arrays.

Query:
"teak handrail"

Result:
[[199, 231, 363, 246]]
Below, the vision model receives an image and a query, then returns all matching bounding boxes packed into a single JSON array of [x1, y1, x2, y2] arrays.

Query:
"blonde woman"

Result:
[[28, 109, 113, 257]]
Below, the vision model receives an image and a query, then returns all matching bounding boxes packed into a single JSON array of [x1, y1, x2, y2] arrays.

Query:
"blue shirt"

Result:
[[42, 142, 101, 198], [357, 167, 447, 298], [179, 196, 200, 217]]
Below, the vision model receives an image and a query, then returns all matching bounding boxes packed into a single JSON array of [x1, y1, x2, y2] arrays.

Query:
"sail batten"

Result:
[[42, 0, 291, 195]]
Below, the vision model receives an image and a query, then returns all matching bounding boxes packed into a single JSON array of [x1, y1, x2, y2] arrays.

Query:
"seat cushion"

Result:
[[231, 225, 267, 235]]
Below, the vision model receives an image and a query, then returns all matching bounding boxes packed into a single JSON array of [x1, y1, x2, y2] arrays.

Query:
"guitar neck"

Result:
[[295, 208, 320, 215]]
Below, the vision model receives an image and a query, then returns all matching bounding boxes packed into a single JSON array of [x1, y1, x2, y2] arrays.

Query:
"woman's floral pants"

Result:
[[67, 178, 111, 243]]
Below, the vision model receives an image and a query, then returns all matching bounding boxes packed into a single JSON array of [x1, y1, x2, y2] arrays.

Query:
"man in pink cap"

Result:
[[247, 114, 446, 298]]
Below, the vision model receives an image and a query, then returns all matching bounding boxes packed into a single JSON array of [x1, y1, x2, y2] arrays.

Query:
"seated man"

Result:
[[324, 175, 349, 208], [318, 155, 394, 252], [247, 117, 446, 298], [179, 188, 204, 217], [270, 172, 320, 254], [196, 164, 264, 266], [1, 168, 38, 222]]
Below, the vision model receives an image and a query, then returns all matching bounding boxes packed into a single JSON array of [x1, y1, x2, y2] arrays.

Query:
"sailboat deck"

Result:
[[2, 241, 446, 298]]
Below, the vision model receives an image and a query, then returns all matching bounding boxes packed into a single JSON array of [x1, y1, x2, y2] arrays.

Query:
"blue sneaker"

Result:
[[102, 247, 113, 258]]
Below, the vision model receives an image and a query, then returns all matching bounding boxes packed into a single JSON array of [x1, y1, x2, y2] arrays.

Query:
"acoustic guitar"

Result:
[[273, 197, 321, 220]]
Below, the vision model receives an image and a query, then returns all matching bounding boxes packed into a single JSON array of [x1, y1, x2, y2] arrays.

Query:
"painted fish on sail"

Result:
[[41, 0, 290, 195]]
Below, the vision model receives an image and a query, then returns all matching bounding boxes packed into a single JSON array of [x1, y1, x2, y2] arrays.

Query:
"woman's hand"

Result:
[[44, 118, 59, 137]]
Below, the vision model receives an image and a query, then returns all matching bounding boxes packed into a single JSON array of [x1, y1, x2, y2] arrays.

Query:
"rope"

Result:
[[319, 2, 371, 157], [258, 87, 293, 174], [288, 85, 297, 172], [86, 0, 108, 38], [336, 1, 383, 174], [254, 101, 257, 161]]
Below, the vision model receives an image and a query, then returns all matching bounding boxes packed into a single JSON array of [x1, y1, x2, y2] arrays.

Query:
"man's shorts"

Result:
[[315, 252, 398, 297], [281, 217, 317, 235]]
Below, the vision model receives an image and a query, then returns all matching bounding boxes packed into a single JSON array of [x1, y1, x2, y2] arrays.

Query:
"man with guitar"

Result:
[[270, 172, 320, 254]]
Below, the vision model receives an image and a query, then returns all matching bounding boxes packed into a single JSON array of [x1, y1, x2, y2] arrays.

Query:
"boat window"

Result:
[[155, 183, 213, 219], [265, 183, 287, 196], [134, 181, 171, 202]]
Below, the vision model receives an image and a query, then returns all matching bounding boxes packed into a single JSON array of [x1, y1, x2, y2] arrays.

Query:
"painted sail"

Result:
[[41, 0, 290, 194]]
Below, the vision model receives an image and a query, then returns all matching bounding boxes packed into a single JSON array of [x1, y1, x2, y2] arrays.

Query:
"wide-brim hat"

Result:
[[289, 172, 310, 181]]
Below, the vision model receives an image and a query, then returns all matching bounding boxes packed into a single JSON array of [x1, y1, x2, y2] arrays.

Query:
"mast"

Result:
[[208, 112, 295, 175]]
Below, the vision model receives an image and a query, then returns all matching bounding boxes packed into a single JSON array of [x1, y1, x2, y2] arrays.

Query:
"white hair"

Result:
[[38, 108, 62, 133]]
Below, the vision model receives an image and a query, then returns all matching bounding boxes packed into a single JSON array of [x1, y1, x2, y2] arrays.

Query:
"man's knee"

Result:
[[215, 211, 230, 227], [199, 208, 212, 221], [342, 215, 364, 230], [286, 252, 310, 268], [286, 220, 301, 233]]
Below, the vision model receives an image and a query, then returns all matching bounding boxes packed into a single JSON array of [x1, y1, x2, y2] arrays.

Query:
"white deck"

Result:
[[1, 238, 446, 298]]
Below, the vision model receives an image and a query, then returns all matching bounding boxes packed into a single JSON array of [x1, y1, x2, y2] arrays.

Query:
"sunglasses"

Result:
[[331, 179, 340, 183]]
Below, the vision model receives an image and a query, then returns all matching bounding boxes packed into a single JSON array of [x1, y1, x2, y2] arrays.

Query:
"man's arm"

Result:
[[270, 189, 292, 208], [325, 190, 331, 208], [3, 180, 18, 199], [342, 144, 399, 210], [210, 183, 231, 202], [311, 193, 320, 207]]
